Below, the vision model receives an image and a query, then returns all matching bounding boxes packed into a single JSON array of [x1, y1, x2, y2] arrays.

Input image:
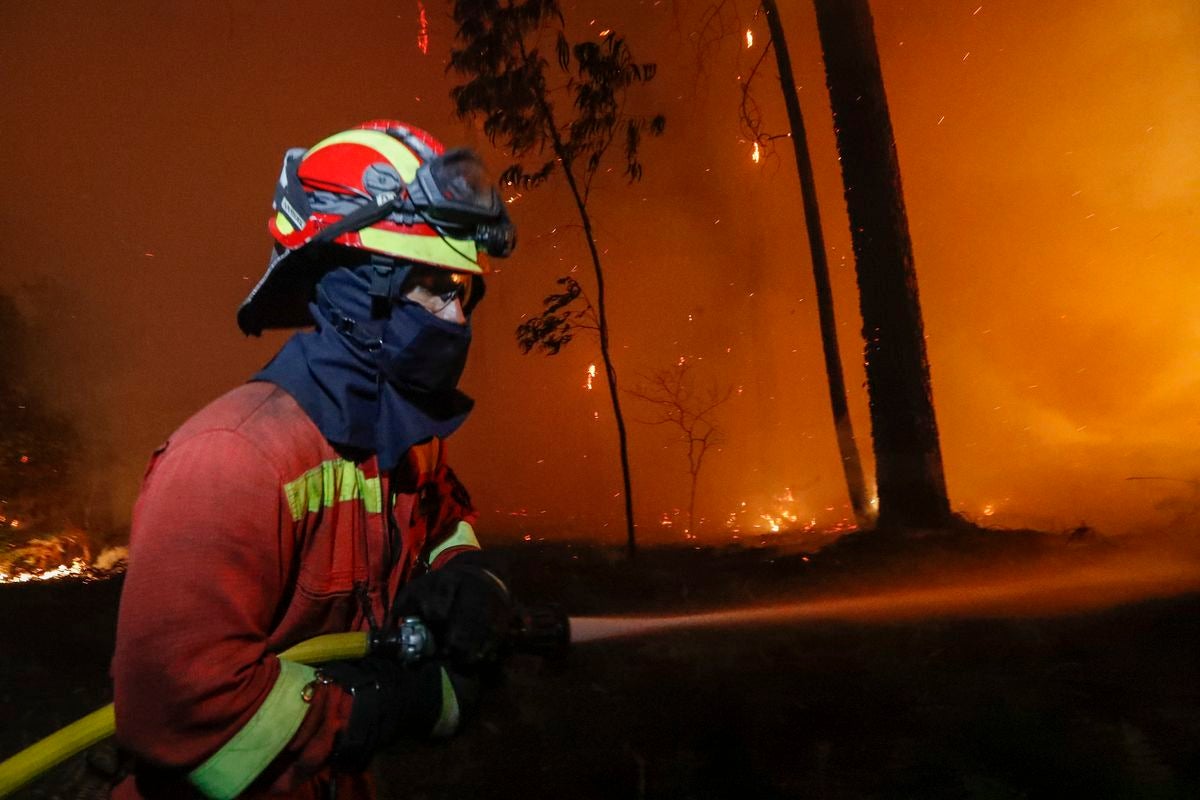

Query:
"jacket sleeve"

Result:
[[420, 458, 482, 571], [112, 430, 350, 797]]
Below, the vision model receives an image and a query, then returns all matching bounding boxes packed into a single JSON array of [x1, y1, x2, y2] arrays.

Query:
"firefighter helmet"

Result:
[[238, 120, 514, 335]]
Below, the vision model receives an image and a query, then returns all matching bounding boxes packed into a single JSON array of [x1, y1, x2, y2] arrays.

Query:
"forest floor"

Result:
[[2, 525, 1198, 799]]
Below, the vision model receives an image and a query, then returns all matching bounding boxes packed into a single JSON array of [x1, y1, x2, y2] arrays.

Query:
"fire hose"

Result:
[[0, 605, 570, 798]]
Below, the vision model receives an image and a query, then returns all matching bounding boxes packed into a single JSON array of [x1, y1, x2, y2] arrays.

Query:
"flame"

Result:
[[745, 29, 754, 48], [0, 557, 89, 584], [416, 1, 429, 54], [751, 141, 761, 163], [0, 535, 127, 585], [585, 363, 596, 390]]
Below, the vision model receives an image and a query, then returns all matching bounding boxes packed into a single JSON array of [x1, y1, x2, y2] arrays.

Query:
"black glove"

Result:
[[320, 656, 478, 771], [392, 551, 515, 667]]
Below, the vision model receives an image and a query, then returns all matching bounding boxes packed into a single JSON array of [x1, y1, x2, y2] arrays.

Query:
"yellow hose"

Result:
[[0, 631, 370, 798]]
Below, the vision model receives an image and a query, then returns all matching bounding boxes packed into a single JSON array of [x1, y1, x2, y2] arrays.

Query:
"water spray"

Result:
[[3, 555, 1197, 797]]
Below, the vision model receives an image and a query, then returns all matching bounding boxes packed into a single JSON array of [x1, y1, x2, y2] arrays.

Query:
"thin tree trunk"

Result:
[[520, 37, 639, 557], [762, 0, 871, 527], [811, 0, 951, 529], [687, 471, 698, 537]]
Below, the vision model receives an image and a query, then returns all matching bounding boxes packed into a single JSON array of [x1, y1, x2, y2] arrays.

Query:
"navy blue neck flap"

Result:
[[253, 264, 473, 471]]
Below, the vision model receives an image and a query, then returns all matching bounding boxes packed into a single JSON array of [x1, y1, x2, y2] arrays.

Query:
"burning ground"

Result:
[[4, 528, 1199, 798]]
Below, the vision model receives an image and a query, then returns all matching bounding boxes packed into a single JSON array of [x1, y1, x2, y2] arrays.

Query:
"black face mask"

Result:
[[378, 302, 472, 397]]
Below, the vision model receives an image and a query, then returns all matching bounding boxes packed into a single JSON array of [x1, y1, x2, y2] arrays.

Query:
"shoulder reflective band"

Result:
[[188, 659, 317, 800], [426, 520, 481, 568], [284, 459, 383, 521], [429, 667, 461, 739]]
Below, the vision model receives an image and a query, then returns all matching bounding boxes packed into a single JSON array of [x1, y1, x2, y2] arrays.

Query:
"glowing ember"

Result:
[[751, 141, 761, 163], [416, 1, 429, 54], [584, 363, 596, 390], [745, 29, 753, 48]]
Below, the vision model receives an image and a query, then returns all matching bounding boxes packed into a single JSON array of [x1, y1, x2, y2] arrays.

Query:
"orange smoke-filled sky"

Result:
[[2, 0, 1197, 540]]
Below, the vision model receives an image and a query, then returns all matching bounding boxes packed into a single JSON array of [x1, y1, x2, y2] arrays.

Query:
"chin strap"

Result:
[[365, 257, 410, 319]]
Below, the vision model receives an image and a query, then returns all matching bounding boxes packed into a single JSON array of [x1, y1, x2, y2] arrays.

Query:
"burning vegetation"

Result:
[[0, 291, 125, 584]]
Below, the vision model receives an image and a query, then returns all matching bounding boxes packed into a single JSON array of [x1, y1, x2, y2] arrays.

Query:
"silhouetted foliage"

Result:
[[515, 276, 598, 355]]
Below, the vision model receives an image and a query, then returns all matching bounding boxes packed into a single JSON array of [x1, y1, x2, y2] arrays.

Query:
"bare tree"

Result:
[[628, 363, 733, 538], [449, 0, 665, 557]]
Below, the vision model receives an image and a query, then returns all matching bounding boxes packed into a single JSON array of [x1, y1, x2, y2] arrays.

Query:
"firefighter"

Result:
[[111, 120, 518, 799]]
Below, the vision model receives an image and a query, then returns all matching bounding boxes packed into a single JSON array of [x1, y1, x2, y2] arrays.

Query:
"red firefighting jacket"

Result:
[[111, 382, 481, 799]]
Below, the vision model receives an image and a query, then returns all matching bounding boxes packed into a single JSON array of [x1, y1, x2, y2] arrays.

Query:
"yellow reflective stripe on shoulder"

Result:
[[429, 667, 461, 739], [306, 129, 421, 182], [283, 459, 382, 521], [358, 227, 483, 274], [426, 520, 481, 567], [187, 659, 317, 800]]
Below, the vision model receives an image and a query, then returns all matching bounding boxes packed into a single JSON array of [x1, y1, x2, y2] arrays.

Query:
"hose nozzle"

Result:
[[511, 603, 570, 660]]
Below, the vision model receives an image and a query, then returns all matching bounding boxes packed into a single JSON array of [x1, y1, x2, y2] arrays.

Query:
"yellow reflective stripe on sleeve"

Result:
[[429, 667, 461, 738], [358, 227, 483, 273], [426, 520, 481, 567], [187, 659, 317, 800], [283, 459, 382, 521]]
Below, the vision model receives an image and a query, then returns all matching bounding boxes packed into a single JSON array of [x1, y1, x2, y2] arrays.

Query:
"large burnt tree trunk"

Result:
[[811, 0, 952, 529], [761, 0, 871, 527]]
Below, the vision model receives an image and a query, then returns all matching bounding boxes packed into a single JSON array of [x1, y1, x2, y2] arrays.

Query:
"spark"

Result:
[[973, 5, 983, 14], [599, 28, 611, 37], [983, 504, 996, 516], [416, 1, 429, 54], [751, 141, 761, 163], [745, 29, 753, 48], [19, 455, 29, 463], [962, 51, 970, 61], [585, 363, 597, 390]]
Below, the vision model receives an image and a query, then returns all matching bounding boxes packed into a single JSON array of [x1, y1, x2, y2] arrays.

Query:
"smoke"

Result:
[[2, 0, 1197, 540]]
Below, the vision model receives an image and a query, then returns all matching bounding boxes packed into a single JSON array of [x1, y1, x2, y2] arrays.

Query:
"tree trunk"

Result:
[[687, 470, 698, 537], [761, 0, 871, 527], [811, 0, 952, 529]]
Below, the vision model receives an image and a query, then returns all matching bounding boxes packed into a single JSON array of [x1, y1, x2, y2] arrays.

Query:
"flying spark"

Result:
[[416, 2, 429, 54]]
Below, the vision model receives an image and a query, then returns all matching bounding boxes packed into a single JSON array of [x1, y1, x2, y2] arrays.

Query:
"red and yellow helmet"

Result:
[[239, 120, 515, 335]]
